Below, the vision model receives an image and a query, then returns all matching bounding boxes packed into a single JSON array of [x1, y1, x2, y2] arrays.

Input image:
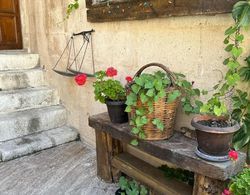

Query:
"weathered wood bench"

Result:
[[89, 113, 246, 195]]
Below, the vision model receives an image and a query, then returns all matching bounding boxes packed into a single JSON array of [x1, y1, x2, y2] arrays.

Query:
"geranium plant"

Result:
[[93, 67, 126, 103]]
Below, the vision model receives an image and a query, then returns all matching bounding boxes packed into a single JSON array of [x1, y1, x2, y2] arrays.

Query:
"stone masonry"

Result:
[[0, 51, 79, 161]]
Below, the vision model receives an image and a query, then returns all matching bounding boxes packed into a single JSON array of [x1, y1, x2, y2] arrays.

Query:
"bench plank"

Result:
[[89, 112, 246, 180]]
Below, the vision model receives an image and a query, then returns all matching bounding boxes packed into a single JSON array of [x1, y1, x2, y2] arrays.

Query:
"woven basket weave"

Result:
[[128, 63, 179, 140]]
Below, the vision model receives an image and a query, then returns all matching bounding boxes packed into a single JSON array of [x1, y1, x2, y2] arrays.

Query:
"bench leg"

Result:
[[95, 129, 123, 183], [192, 174, 226, 195]]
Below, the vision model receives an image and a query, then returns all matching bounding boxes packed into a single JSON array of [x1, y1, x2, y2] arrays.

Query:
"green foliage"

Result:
[[125, 71, 201, 145], [65, 0, 79, 19], [159, 165, 194, 186], [200, 0, 250, 163], [93, 70, 126, 103], [118, 176, 148, 195], [229, 168, 250, 195]]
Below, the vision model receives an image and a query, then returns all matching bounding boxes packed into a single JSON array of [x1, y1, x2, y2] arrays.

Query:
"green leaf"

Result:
[[125, 106, 131, 113], [200, 104, 211, 114], [136, 109, 144, 116], [132, 127, 140, 135], [146, 88, 155, 97], [201, 90, 208, 95], [152, 118, 164, 131], [155, 80, 163, 91], [223, 37, 229, 44], [141, 116, 148, 124], [224, 26, 237, 35], [138, 132, 146, 139], [135, 77, 144, 86], [223, 58, 230, 65], [158, 90, 166, 98], [126, 93, 137, 106], [225, 44, 234, 52], [140, 93, 148, 103], [231, 47, 243, 58], [144, 81, 154, 89], [167, 90, 181, 103], [227, 73, 241, 86], [130, 139, 139, 146], [236, 34, 244, 42], [214, 105, 223, 116], [131, 84, 141, 94], [227, 60, 240, 70]]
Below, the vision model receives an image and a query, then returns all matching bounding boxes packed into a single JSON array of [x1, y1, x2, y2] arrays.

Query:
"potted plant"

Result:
[[222, 167, 250, 195], [125, 63, 201, 145], [93, 67, 128, 123], [116, 176, 148, 195], [192, 1, 250, 162]]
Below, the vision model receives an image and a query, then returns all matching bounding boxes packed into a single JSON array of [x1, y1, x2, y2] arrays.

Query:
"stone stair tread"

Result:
[[0, 68, 45, 90], [0, 86, 60, 113], [0, 105, 67, 142], [0, 126, 79, 161], [0, 53, 39, 71]]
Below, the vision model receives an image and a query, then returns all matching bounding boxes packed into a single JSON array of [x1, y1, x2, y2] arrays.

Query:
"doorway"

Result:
[[0, 0, 22, 50]]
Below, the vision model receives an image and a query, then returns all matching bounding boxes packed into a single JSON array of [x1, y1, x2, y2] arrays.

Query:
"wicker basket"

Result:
[[128, 63, 179, 140]]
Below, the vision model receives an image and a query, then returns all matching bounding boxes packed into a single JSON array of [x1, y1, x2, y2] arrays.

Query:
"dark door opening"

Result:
[[0, 0, 22, 50]]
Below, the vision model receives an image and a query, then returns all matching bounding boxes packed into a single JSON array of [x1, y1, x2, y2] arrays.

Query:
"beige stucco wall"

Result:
[[19, 0, 250, 146]]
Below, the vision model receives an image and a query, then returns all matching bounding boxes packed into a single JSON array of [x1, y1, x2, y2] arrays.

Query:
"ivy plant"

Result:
[[200, 0, 250, 163], [125, 71, 201, 146], [65, 0, 79, 19], [229, 167, 250, 195], [118, 176, 148, 195]]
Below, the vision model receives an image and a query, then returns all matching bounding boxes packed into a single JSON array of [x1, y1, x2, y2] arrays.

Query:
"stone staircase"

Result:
[[0, 52, 78, 161]]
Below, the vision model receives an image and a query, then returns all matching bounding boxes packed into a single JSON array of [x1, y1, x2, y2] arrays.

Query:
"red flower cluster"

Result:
[[222, 188, 231, 195], [106, 67, 117, 77], [75, 74, 87, 86], [126, 76, 133, 82], [228, 150, 238, 161]]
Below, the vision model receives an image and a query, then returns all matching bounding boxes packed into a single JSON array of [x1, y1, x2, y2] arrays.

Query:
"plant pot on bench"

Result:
[[191, 115, 240, 162]]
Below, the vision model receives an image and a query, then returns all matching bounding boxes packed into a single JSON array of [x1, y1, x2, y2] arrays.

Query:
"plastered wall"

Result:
[[19, 0, 250, 146]]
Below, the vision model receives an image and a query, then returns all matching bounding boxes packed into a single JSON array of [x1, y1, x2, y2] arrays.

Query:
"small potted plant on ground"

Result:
[[116, 176, 148, 195], [93, 67, 128, 123], [192, 1, 250, 162], [222, 166, 250, 195]]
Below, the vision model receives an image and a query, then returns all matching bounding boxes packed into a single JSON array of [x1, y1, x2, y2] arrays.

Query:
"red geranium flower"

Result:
[[106, 67, 117, 77], [75, 74, 87, 86], [228, 150, 238, 161], [222, 188, 231, 195], [126, 76, 133, 82]]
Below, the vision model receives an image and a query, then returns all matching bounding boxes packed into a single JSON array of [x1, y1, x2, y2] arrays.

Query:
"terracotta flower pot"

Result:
[[191, 115, 240, 158], [106, 100, 128, 124]]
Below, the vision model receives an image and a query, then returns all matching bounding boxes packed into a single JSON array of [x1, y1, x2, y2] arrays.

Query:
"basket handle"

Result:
[[133, 63, 176, 86]]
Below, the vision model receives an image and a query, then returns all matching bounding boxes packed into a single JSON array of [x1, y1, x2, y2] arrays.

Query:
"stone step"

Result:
[[0, 87, 60, 113], [0, 105, 67, 142], [0, 68, 45, 91], [0, 126, 79, 161], [0, 53, 39, 71]]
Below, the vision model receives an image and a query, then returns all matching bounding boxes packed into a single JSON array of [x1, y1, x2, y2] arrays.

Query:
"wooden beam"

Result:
[[86, 0, 238, 23], [112, 152, 193, 195], [192, 173, 228, 195]]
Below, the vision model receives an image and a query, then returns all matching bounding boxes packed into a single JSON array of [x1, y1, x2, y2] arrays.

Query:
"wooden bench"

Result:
[[89, 113, 246, 195]]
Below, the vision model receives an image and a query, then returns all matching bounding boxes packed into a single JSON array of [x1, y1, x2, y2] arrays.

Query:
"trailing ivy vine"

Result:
[[65, 0, 79, 19], [200, 1, 250, 163]]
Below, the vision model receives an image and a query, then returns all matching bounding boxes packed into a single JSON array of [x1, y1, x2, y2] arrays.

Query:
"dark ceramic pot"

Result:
[[191, 115, 240, 156], [106, 100, 128, 124]]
